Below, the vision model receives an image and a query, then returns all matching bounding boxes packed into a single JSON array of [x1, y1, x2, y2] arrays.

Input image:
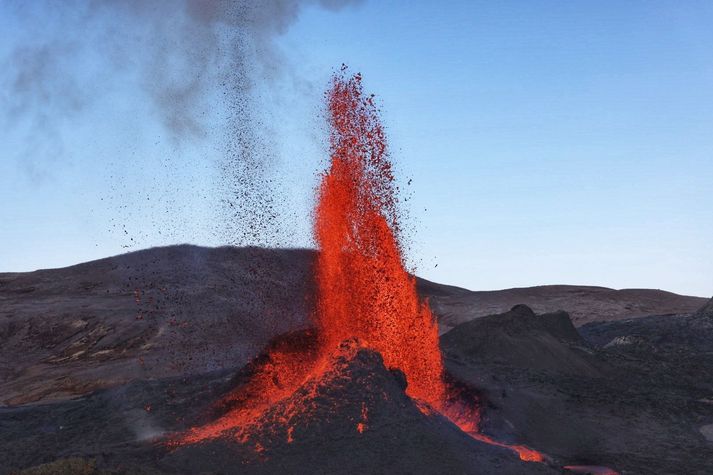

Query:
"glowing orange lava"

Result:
[[314, 68, 445, 408], [173, 68, 545, 466], [175, 330, 323, 445], [314, 68, 543, 464], [443, 378, 543, 462]]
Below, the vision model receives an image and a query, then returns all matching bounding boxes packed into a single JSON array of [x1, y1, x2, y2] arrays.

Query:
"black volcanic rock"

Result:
[[694, 297, 713, 319], [444, 306, 713, 475], [173, 334, 549, 473], [1, 342, 556, 475], [161, 344, 555, 475], [441, 305, 602, 377], [580, 297, 713, 352]]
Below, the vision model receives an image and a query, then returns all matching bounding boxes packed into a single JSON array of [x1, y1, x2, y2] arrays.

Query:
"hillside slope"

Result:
[[0, 245, 705, 405]]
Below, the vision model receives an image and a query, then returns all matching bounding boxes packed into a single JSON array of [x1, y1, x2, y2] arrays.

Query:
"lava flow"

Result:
[[173, 67, 544, 465]]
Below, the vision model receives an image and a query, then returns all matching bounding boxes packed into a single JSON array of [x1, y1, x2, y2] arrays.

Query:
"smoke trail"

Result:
[[1, 0, 361, 245], [3, 0, 359, 144]]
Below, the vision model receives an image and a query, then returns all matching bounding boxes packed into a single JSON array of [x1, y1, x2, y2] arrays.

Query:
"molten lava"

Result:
[[176, 330, 323, 445], [173, 67, 544, 466], [314, 68, 445, 408], [175, 68, 444, 445], [314, 69, 543, 463]]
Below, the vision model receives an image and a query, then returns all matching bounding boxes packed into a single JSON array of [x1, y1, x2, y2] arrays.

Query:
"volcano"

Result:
[[168, 69, 551, 468], [2, 71, 712, 474], [3, 250, 713, 475], [162, 337, 552, 474]]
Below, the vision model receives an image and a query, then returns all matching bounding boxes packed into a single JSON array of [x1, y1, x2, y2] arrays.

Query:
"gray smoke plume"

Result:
[[1, 0, 361, 245], [3, 0, 359, 149]]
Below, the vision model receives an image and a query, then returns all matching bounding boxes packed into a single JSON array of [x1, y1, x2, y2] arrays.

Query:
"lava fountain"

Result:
[[174, 68, 543, 465], [314, 68, 445, 408]]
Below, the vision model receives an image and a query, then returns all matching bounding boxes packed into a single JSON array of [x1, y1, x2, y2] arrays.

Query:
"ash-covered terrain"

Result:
[[1, 246, 711, 474]]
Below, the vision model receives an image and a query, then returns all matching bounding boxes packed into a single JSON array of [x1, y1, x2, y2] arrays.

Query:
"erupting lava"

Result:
[[314, 68, 445, 408], [174, 67, 544, 465]]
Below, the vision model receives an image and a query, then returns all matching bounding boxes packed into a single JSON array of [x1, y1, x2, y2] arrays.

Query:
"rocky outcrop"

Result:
[[441, 305, 603, 376]]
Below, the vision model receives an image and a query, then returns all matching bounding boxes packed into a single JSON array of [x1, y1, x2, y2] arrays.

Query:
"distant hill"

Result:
[[0, 245, 705, 405], [419, 279, 706, 332]]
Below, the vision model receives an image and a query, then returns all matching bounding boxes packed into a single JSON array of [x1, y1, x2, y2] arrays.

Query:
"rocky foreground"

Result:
[[1, 246, 711, 474]]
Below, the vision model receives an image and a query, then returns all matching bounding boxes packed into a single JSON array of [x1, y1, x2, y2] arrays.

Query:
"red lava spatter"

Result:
[[175, 330, 324, 445], [313, 67, 445, 409], [173, 68, 545, 465], [315, 68, 545, 464]]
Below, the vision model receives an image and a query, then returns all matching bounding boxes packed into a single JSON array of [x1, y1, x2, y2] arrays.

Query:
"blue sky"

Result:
[[1, 1, 712, 296]]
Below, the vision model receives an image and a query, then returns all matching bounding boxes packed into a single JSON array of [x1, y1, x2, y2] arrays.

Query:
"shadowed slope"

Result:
[[443, 306, 713, 474], [694, 297, 713, 319]]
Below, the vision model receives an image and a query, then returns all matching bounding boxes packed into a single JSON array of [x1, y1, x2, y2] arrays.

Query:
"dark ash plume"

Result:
[[1, 0, 361, 246], [1, 0, 361, 167]]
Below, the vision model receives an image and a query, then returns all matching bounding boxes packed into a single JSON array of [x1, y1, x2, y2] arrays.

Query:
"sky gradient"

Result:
[[1, 1, 712, 297]]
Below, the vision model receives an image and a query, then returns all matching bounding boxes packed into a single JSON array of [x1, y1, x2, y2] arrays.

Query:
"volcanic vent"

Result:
[[170, 68, 547, 471], [163, 335, 551, 474]]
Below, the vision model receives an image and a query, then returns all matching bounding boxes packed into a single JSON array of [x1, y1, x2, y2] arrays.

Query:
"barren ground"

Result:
[[1, 246, 711, 474]]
